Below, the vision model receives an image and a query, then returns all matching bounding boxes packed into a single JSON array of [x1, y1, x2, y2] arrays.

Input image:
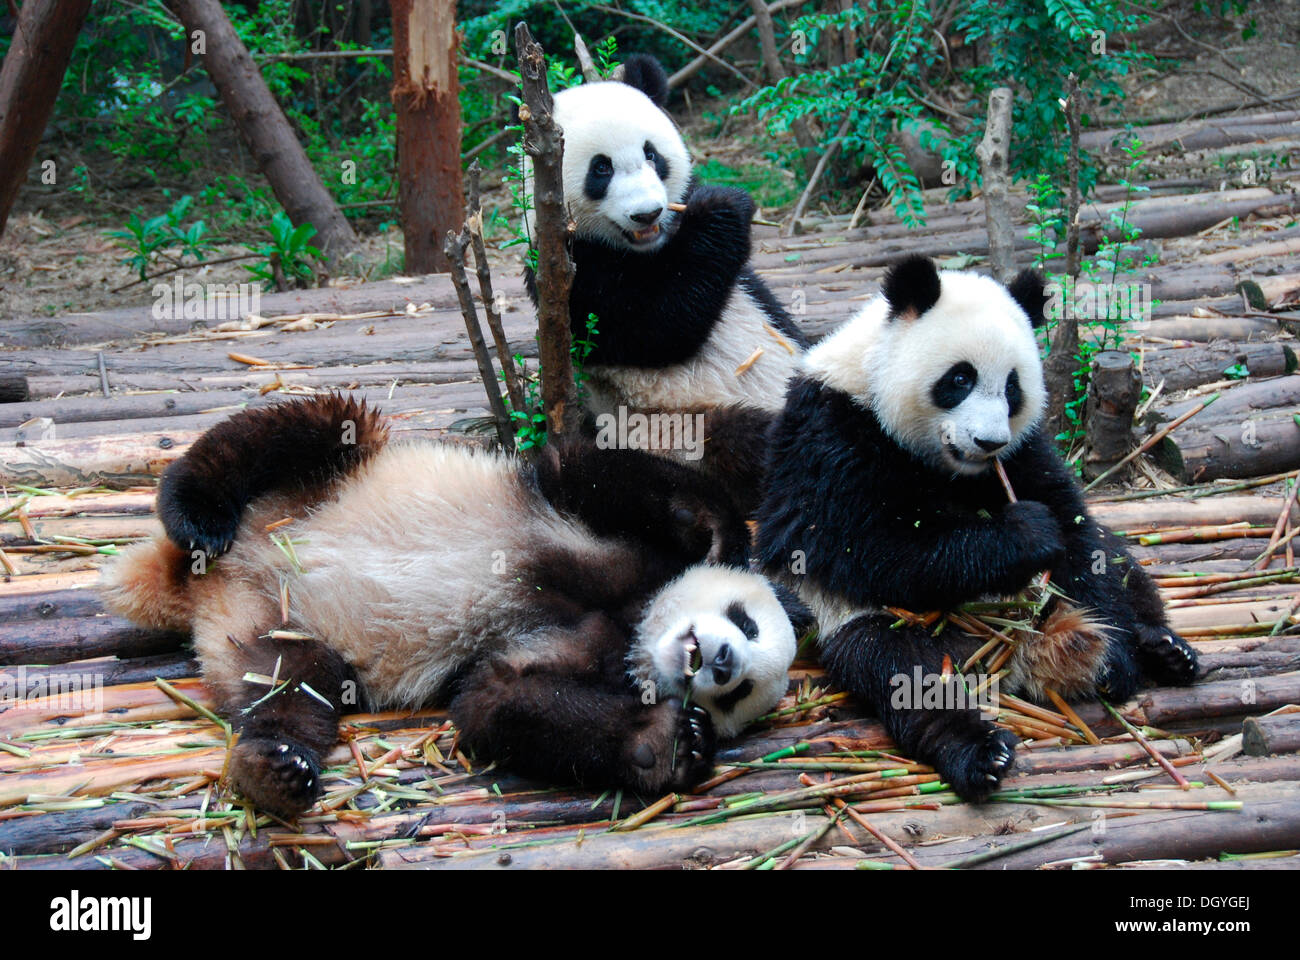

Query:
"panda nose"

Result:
[[711, 643, 734, 686], [974, 437, 1007, 453], [629, 207, 662, 225]]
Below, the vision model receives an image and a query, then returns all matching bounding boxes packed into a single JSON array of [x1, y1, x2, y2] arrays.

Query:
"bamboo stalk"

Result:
[[1083, 392, 1221, 491], [831, 797, 922, 869], [1102, 700, 1190, 790], [1045, 689, 1102, 745], [1255, 476, 1300, 570]]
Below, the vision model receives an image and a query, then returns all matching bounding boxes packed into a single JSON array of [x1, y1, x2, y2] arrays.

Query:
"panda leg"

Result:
[[820, 615, 1018, 801], [450, 616, 716, 794], [196, 607, 355, 819], [158, 394, 387, 558], [535, 435, 750, 566], [1097, 528, 1199, 687]]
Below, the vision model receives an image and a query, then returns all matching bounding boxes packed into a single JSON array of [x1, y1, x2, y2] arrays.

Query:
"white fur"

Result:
[[585, 286, 801, 416], [804, 270, 1046, 475], [630, 565, 797, 738], [526, 80, 691, 250]]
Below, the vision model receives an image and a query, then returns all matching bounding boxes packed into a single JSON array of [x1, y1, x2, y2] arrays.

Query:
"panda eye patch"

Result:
[[1006, 369, 1023, 417], [585, 154, 615, 201], [932, 361, 978, 410], [726, 601, 760, 641], [643, 140, 669, 181]]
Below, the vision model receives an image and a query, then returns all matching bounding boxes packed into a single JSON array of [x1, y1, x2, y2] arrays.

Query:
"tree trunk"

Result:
[[1082, 350, 1141, 479], [165, 0, 359, 268], [0, 0, 92, 237], [391, 0, 462, 274], [748, 0, 819, 178]]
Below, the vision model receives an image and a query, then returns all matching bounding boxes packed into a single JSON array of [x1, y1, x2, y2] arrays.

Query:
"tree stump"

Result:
[[1083, 350, 1142, 480]]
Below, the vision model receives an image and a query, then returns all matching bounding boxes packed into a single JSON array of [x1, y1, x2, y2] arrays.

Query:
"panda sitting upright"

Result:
[[524, 54, 807, 511], [756, 255, 1199, 800]]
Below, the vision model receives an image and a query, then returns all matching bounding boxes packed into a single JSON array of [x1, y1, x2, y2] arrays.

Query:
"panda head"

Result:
[[629, 565, 812, 738], [806, 255, 1049, 476], [535, 54, 690, 251]]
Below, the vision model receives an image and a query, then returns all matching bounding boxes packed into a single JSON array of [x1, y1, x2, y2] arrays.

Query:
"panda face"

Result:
[[804, 260, 1047, 476], [547, 81, 691, 252], [629, 566, 798, 738]]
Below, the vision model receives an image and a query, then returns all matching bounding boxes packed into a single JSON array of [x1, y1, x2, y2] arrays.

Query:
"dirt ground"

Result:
[[0, 1, 1295, 323]]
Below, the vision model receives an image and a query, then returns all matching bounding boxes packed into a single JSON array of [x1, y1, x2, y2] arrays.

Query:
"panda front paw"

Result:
[[1004, 500, 1066, 578], [682, 185, 754, 233], [230, 736, 323, 819], [1134, 624, 1200, 685], [941, 727, 1019, 802], [625, 700, 716, 793]]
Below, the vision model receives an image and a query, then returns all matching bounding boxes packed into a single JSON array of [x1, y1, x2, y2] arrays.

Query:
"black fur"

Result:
[[756, 375, 1198, 799], [881, 254, 942, 318], [157, 393, 386, 558], [620, 53, 670, 108], [584, 154, 614, 200], [1007, 269, 1049, 327], [526, 182, 806, 368]]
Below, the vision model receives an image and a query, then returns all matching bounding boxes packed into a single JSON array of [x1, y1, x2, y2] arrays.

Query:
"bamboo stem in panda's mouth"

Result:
[[667, 202, 686, 212], [994, 459, 1054, 593]]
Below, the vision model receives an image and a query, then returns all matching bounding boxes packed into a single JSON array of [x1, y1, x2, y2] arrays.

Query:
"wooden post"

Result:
[[391, 0, 463, 274], [166, 0, 359, 268], [975, 86, 1015, 283], [1082, 351, 1141, 480], [0, 0, 93, 237], [515, 22, 578, 439]]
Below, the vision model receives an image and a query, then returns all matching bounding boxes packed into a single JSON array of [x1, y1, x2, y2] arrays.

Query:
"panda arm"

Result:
[[567, 185, 756, 367], [533, 436, 750, 567], [449, 617, 714, 793]]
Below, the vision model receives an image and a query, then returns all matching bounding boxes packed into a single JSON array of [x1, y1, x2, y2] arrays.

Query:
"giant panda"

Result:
[[523, 54, 807, 512], [101, 396, 810, 818], [755, 255, 1199, 800]]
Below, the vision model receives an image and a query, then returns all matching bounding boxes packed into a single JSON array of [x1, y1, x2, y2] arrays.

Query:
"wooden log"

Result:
[[1083, 351, 1142, 478], [1081, 117, 1300, 154], [1091, 495, 1298, 530], [1153, 413, 1300, 484], [1243, 713, 1300, 756], [0, 376, 29, 403], [1, 653, 198, 701], [1079, 189, 1300, 245], [1137, 671, 1300, 727], [1142, 342, 1297, 392], [1130, 316, 1281, 342], [0, 430, 192, 487], [976, 797, 1300, 869], [0, 617, 187, 667], [1152, 377, 1300, 427]]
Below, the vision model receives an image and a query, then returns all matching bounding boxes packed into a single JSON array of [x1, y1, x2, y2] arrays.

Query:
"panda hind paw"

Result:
[[1134, 624, 1200, 686], [230, 736, 323, 819]]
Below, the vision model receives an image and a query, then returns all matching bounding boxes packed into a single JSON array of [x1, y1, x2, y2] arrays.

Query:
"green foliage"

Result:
[[734, 0, 1164, 226], [694, 158, 799, 209], [244, 212, 324, 290], [106, 195, 219, 281]]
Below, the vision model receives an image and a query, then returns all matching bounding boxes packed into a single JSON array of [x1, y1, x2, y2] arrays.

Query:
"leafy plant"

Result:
[[244, 212, 324, 290], [106, 194, 219, 280]]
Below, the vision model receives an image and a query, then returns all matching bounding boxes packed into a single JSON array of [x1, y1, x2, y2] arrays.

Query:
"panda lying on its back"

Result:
[[756, 255, 1199, 800], [524, 55, 807, 512], [102, 396, 809, 818]]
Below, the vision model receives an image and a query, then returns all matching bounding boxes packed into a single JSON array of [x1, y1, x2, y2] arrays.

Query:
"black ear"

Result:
[[620, 54, 669, 108], [1007, 269, 1048, 328], [881, 254, 941, 319], [770, 582, 816, 639]]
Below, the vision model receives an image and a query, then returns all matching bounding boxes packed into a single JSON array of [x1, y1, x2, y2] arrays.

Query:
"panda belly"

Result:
[[217, 444, 617, 710], [588, 287, 799, 415]]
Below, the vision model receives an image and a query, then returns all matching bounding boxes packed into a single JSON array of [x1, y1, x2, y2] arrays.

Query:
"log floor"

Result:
[[2, 172, 1299, 869]]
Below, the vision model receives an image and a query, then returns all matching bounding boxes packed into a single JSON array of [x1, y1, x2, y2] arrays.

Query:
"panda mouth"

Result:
[[623, 222, 662, 246], [945, 443, 994, 470], [681, 631, 704, 678]]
